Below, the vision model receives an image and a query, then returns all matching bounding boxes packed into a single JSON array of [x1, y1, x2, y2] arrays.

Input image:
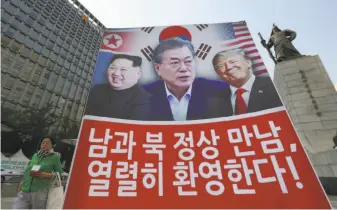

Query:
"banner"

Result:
[[63, 21, 331, 209]]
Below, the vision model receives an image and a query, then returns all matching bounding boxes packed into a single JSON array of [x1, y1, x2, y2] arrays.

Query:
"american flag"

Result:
[[220, 21, 268, 76]]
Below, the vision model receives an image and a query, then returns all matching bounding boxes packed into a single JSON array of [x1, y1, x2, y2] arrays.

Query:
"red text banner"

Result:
[[63, 108, 331, 209]]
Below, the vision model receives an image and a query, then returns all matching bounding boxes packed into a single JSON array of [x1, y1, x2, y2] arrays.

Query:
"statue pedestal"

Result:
[[273, 55, 337, 194]]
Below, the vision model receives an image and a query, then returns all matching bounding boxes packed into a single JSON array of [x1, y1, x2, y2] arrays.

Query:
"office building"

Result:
[[1, 0, 105, 132]]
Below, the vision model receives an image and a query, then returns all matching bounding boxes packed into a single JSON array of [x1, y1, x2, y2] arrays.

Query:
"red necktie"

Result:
[[235, 88, 247, 115]]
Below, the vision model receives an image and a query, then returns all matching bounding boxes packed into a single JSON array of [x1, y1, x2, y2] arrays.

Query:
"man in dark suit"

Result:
[[85, 54, 151, 120], [142, 37, 227, 121], [207, 48, 283, 118]]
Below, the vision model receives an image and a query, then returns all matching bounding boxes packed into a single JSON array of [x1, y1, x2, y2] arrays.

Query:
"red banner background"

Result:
[[63, 109, 331, 209]]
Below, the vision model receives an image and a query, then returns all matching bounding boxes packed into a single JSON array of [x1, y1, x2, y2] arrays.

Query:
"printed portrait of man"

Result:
[[84, 54, 152, 120], [142, 37, 227, 121], [207, 48, 283, 118]]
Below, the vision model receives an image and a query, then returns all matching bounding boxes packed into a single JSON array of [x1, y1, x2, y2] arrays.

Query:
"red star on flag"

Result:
[[107, 34, 120, 47]]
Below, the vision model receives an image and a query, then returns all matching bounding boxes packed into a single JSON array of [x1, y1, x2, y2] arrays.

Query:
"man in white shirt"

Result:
[[207, 48, 283, 117], [143, 37, 227, 121]]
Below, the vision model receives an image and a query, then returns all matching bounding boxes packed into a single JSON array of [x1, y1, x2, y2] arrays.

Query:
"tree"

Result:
[[2, 103, 59, 158], [57, 117, 80, 139]]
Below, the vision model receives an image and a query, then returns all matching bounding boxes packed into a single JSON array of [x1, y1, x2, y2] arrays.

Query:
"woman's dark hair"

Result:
[[41, 136, 56, 146]]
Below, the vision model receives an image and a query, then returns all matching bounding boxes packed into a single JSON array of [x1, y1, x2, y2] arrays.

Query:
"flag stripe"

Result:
[[227, 38, 253, 47], [253, 62, 264, 68], [234, 28, 248, 32], [206, 46, 212, 53], [200, 25, 206, 29], [148, 46, 154, 54], [236, 33, 251, 38], [196, 25, 202, 31], [255, 69, 268, 75], [141, 49, 152, 62], [148, 27, 154, 33]]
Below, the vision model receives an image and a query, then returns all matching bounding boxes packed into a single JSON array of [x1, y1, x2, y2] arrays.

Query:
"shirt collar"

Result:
[[230, 74, 256, 97], [164, 83, 192, 101]]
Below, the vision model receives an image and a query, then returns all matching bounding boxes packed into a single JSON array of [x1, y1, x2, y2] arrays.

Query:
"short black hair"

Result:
[[110, 54, 142, 67], [153, 37, 195, 64], [42, 136, 56, 146]]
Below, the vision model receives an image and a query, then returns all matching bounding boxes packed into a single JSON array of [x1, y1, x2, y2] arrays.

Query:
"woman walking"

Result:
[[13, 136, 62, 209]]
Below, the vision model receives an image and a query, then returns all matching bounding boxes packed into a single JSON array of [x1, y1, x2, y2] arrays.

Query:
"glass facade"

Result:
[[1, 0, 104, 132]]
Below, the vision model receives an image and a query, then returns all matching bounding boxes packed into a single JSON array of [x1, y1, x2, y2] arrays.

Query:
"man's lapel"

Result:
[[187, 80, 206, 120], [247, 77, 266, 112], [151, 81, 174, 121]]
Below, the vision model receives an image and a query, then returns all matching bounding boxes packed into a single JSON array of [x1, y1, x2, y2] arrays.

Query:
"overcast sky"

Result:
[[79, 0, 337, 86]]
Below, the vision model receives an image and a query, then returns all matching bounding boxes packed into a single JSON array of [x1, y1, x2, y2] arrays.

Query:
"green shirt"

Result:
[[21, 152, 63, 193]]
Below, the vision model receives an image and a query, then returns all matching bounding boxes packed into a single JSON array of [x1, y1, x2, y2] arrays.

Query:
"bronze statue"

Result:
[[259, 24, 301, 63]]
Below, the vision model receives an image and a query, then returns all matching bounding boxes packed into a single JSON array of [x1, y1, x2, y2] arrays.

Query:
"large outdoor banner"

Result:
[[63, 21, 331, 209]]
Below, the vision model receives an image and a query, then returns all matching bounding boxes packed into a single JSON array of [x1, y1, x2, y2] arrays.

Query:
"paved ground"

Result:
[[1, 182, 337, 209]]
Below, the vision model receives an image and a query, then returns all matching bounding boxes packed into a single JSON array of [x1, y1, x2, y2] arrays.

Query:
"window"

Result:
[[50, 93, 59, 107], [61, 80, 71, 97], [5, 3, 18, 14], [57, 56, 64, 65], [63, 100, 72, 116], [42, 47, 50, 57], [5, 26, 17, 38], [46, 39, 54, 50], [12, 56, 25, 77], [25, 16, 34, 25], [74, 87, 83, 101], [30, 9, 39, 20], [76, 105, 84, 121], [68, 83, 77, 99], [2, 75, 16, 90], [38, 35, 46, 45], [11, 18, 22, 29], [20, 60, 34, 80], [49, 32, 57, 41], [33, 42, 42, 53], [74, 75, 80, 84], [19, 23, 30, 35], [10, 41, 21, 53], [37, 56, 47, 66], [79, 78, 85, 87], [70, 103, 78, 120], [29, 51, 39, 62], [33, 22, 42, 32], [14, 31, 25, 43], [46, 20, 54, 30], [42, 27, 50, 37], [41, 91, 52, 107], [21, 84, 35, 105], [53, 45, 60, 54], [29, 29, 39, 40], [60, 48, 67, 58], [55, 97, 66, 116], [56, 37, 63, 46], [1, 36, 12, 47], [38, 69, 50, 88], [1, 11, 13, 23], [81, 69, 87, 78], [31, 87, 43, 108], [53, 64, 61, 74], [31, 65, 43, 83], [46, 72, 58, 91], [67, 72, 74, 81], [60, 67, 68, 78], [64, 60, 70, 69], [49, 52, 57, 62], [81, 89, 89, 104], [19, 46, 30, 58], [54, 76, 64, 94], [9, 80, 26, 103]]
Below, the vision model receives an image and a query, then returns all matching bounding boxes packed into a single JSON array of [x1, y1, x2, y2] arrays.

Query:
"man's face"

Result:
[[214, 55, 252, 87], [106, 58, 141, 90], [155, 46, 196, 90]]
